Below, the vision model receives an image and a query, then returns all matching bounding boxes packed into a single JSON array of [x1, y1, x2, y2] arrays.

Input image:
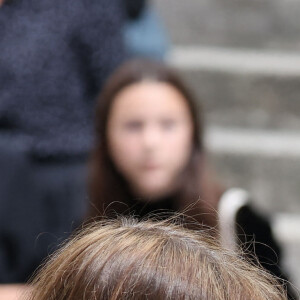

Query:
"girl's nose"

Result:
[[142, 126, 161, 149]]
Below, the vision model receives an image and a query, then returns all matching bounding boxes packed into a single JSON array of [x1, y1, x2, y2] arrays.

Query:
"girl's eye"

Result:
[[124, 121, 143, 131], [161, 119, 176, 129]]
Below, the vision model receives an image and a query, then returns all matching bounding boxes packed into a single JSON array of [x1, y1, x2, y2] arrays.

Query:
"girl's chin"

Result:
[[133, 183, 175, 200]]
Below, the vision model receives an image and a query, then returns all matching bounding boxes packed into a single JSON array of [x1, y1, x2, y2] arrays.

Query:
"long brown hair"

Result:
[[89, 59, 222, 226], [27, 217, 287, 300]]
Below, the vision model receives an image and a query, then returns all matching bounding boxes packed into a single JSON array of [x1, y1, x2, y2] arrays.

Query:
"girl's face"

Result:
[[107, 81, 193, 199]]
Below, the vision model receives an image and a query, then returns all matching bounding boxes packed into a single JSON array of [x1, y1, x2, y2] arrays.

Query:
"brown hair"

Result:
[[89, 59, 222, 226], [27, 217, 287, 300]]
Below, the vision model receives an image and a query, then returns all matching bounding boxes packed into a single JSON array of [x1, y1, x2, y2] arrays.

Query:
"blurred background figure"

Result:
[[89, 59, 296, 299], [28, 217, 287, 300], [124, 0, 169, 60], [152, 0, 300, 292], [0, 0, 125, 292]]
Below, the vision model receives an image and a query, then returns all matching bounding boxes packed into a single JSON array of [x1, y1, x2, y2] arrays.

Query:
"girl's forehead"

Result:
[[111, 82, 191, 116]]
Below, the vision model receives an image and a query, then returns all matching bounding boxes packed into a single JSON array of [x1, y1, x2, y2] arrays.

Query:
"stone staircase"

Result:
[[153, 0, 300, 291], [154, 0, 300, 51]]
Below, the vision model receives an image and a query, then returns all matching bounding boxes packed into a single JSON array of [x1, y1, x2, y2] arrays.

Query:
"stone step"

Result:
[[205, 126, 300, 214], [167, 46, 300, 130], [169, 46, 300, 76], [206, 126, 300, 158], [154, 0, 300, 51]]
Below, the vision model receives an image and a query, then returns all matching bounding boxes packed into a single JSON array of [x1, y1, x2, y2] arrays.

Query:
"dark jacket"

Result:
[[0, 0, 125, 159]]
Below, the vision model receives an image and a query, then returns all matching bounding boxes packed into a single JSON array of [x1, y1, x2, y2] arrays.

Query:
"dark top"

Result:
[[0, 0, 125, 159]]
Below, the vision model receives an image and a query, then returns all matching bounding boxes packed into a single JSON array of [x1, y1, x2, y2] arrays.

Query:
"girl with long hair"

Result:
[[90, 59, 220, 227]]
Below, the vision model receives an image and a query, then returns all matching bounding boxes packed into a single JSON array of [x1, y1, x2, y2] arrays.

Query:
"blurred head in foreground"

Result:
[[28, 218, 286, 300]]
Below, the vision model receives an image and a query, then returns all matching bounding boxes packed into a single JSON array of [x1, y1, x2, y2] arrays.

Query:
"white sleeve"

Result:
[[218, 188, 250, 251]]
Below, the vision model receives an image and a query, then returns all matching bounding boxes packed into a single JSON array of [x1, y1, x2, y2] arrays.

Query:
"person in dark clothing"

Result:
[[0, 0, 126, 288], [89, 59, 297, 299]]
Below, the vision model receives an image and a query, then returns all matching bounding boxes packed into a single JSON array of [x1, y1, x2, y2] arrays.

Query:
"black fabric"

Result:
[[125, 194, 177, 219], [236, 205, 297, 300]]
